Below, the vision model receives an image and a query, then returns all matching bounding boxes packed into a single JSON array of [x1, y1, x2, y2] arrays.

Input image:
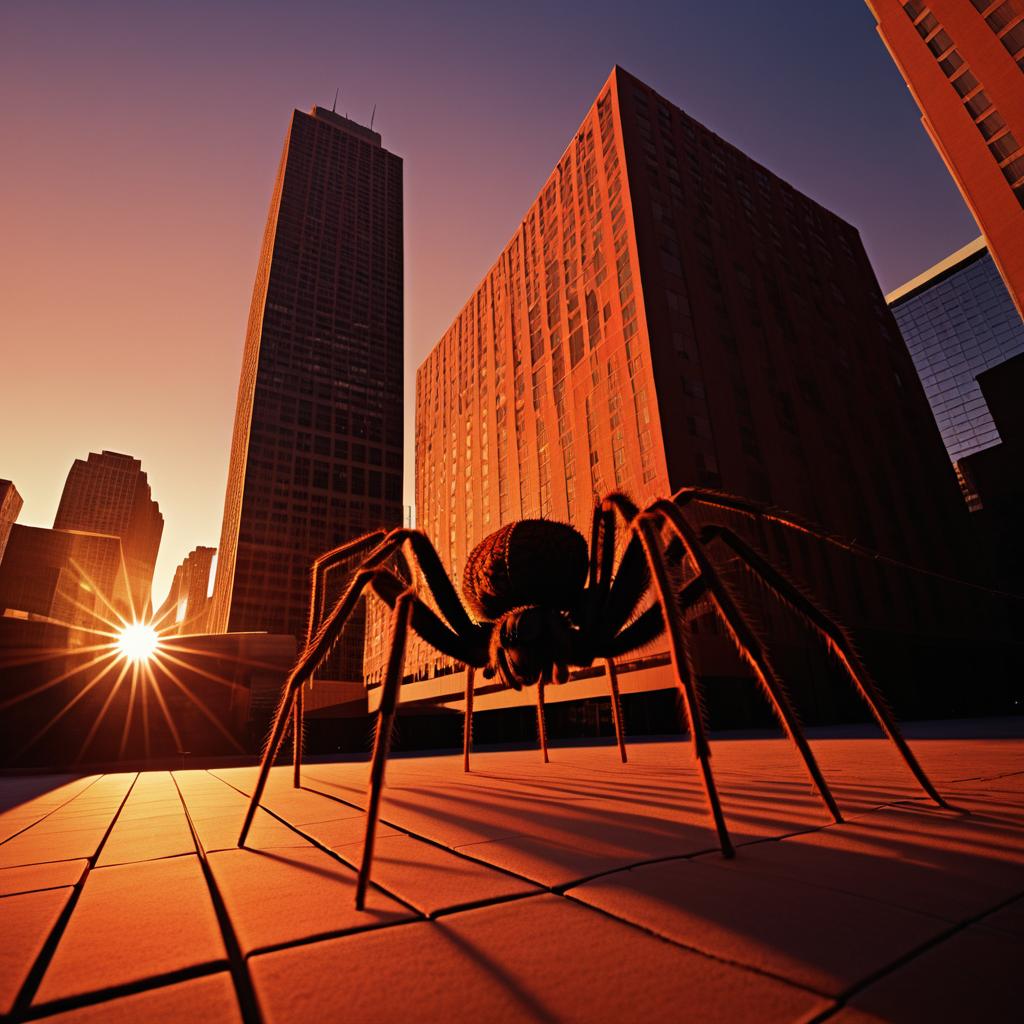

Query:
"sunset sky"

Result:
[[1, 1, 979, 604]]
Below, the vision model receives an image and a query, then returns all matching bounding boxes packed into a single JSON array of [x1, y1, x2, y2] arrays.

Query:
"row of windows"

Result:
[[904, 2, 1024, 206]]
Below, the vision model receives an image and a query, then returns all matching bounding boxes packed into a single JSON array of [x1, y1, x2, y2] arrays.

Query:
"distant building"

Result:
[[54, 451, 163, 618], [154, 545, 216, 635], [0, 480, 22, 564], [210, 105, 404, 680], [868, 0, 1024, 317], [0, 524, 132, 635], [957, 353, 1024, 590], [887, 236, 1024, 464], [374, 67, 981, 720]]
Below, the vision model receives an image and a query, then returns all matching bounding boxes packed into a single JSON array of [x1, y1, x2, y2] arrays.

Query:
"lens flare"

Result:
[[116, 623, 160, 663]]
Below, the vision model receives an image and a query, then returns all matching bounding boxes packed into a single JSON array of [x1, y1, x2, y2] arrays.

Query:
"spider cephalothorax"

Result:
[[463, 520, 588, 689], [239, 486, 951, 911]]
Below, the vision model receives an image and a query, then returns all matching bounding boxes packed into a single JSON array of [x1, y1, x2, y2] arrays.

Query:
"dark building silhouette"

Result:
[[957, 353, 1024, 591], [378, 66, 987, 721], [0, 524, 132, 634], [868, 0, 1024, 317], [210, 106, 404, 680], [887, 237, 1024, 475], [0, 480, 22, 564], [53, 451, 163, 619], [155, 545, 215, 635]]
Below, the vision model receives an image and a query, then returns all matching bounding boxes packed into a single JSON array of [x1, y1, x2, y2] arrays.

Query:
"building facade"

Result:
[[378, 66, 981, 715], [0, 480, 22, 564], [0, 524, 132, 634], [210, 106, 403, 680], [868, 0, 1024, 317], [155, 545, 216, 635], [53, 451, 163, 619], [887, 236, 1024, 463]]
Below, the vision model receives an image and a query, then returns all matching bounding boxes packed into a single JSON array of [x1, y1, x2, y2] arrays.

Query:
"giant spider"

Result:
[[237, 486, 948, 909]]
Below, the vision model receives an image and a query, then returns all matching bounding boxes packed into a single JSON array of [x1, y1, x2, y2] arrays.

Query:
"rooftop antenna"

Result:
[[332, 88, 339, 113], [370, 104, 376, 131]]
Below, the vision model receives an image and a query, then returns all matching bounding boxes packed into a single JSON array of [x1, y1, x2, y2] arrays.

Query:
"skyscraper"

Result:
[[887, 235, 1024, 463], [210, 106, 403, 680], [0, 524, 132, 632], [0, 480, 22, 564], [374, 67, 978, 713], [155, 545, 215, 635], [53, 451, 163, 618], [867, 1, 1024, 316]]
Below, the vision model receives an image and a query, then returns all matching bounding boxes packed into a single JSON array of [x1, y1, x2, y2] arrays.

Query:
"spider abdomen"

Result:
[[463, 519, 588, 620]]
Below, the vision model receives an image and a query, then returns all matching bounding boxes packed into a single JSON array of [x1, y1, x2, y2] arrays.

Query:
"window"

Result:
[[1000, 19, 1024, 53], [986, 1, 1021, 32], [1001, 154, 1024, 183], [916, 12, 938, 36], [965, 90, 993, 118], [927, 28, 953, 55], [951, 69, 979, 97], [978, 109, 1006, 139], [938, 49, 964, 75], [989, 131, 1020, 161]]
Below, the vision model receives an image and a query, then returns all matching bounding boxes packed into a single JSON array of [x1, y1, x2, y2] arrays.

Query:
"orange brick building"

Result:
[[365, 68, 992, 722], [868, 0, 1024, 317]]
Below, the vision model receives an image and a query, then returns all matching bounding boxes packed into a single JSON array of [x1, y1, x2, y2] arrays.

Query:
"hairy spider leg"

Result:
[[604, 658, 628, 763], [292, 688, 304, 788], [651, 500, 843, 823], [355, 590, 415, 910], [704, 525, 951, 809], [630, 511, 734, 857], [238, 558, 485, 848], [291, 530, 391, 788], [673, 487, 871, 562], [536, 675, 550, 763], [463, 665, 475, 773], [294, 528, 481, 788]]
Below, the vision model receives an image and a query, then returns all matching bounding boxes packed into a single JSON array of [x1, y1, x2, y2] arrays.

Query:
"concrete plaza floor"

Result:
[[1, 726, 1022, 1022]]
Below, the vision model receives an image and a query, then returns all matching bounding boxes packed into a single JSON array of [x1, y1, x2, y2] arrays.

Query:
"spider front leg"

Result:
[[356, 589, 414, 910], [650, 500, 843, 824], [463, 665, 475, 773], [604, 658, 627, 763], [703, 524, 950, 810], [238, 562, 390, 847], [632, 513, 734, 858], [293, 531, 389, 790]]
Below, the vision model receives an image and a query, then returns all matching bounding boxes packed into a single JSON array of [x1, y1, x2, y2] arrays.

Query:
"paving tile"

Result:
[[33, 855, 226, 1006], [0, 887, 72, 1014], [684, 804, 1024, 924], [207, 846, 412, 955], [0, 776, 97, 842], [33, 972, 243, 1023], [568, 856, 946, 995], [332, 834, 540, 915], [172, 770, 308, 852], [976, 893, 1024, 938], [96, 776, 196, 865], [250, 893, 829, 1023], [0, 775, 135, 868], [0, 860, 88, 898], [830, 926, 1024, 1023]]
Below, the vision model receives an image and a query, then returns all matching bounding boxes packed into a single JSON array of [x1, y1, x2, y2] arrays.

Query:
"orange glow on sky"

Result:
[[1, 3, 979, 606]]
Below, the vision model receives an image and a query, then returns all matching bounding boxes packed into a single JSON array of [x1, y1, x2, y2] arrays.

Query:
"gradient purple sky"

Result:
[[1, 1, 979, 604]]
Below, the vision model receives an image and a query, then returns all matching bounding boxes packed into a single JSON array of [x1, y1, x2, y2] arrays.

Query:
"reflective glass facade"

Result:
[[888, 239, 1024, 460]]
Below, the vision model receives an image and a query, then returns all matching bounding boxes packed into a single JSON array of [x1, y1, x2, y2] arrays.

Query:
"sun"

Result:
[[116, 623, 160, 663]]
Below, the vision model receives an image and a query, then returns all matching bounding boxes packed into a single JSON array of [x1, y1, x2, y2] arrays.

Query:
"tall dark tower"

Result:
[[210, 106, 403, 679], [53, 451, 163, 619]]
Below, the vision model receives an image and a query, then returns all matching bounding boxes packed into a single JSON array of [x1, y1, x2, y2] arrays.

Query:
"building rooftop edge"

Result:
[[886, 235, 987, 306], [308, 106, 382, 147]]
